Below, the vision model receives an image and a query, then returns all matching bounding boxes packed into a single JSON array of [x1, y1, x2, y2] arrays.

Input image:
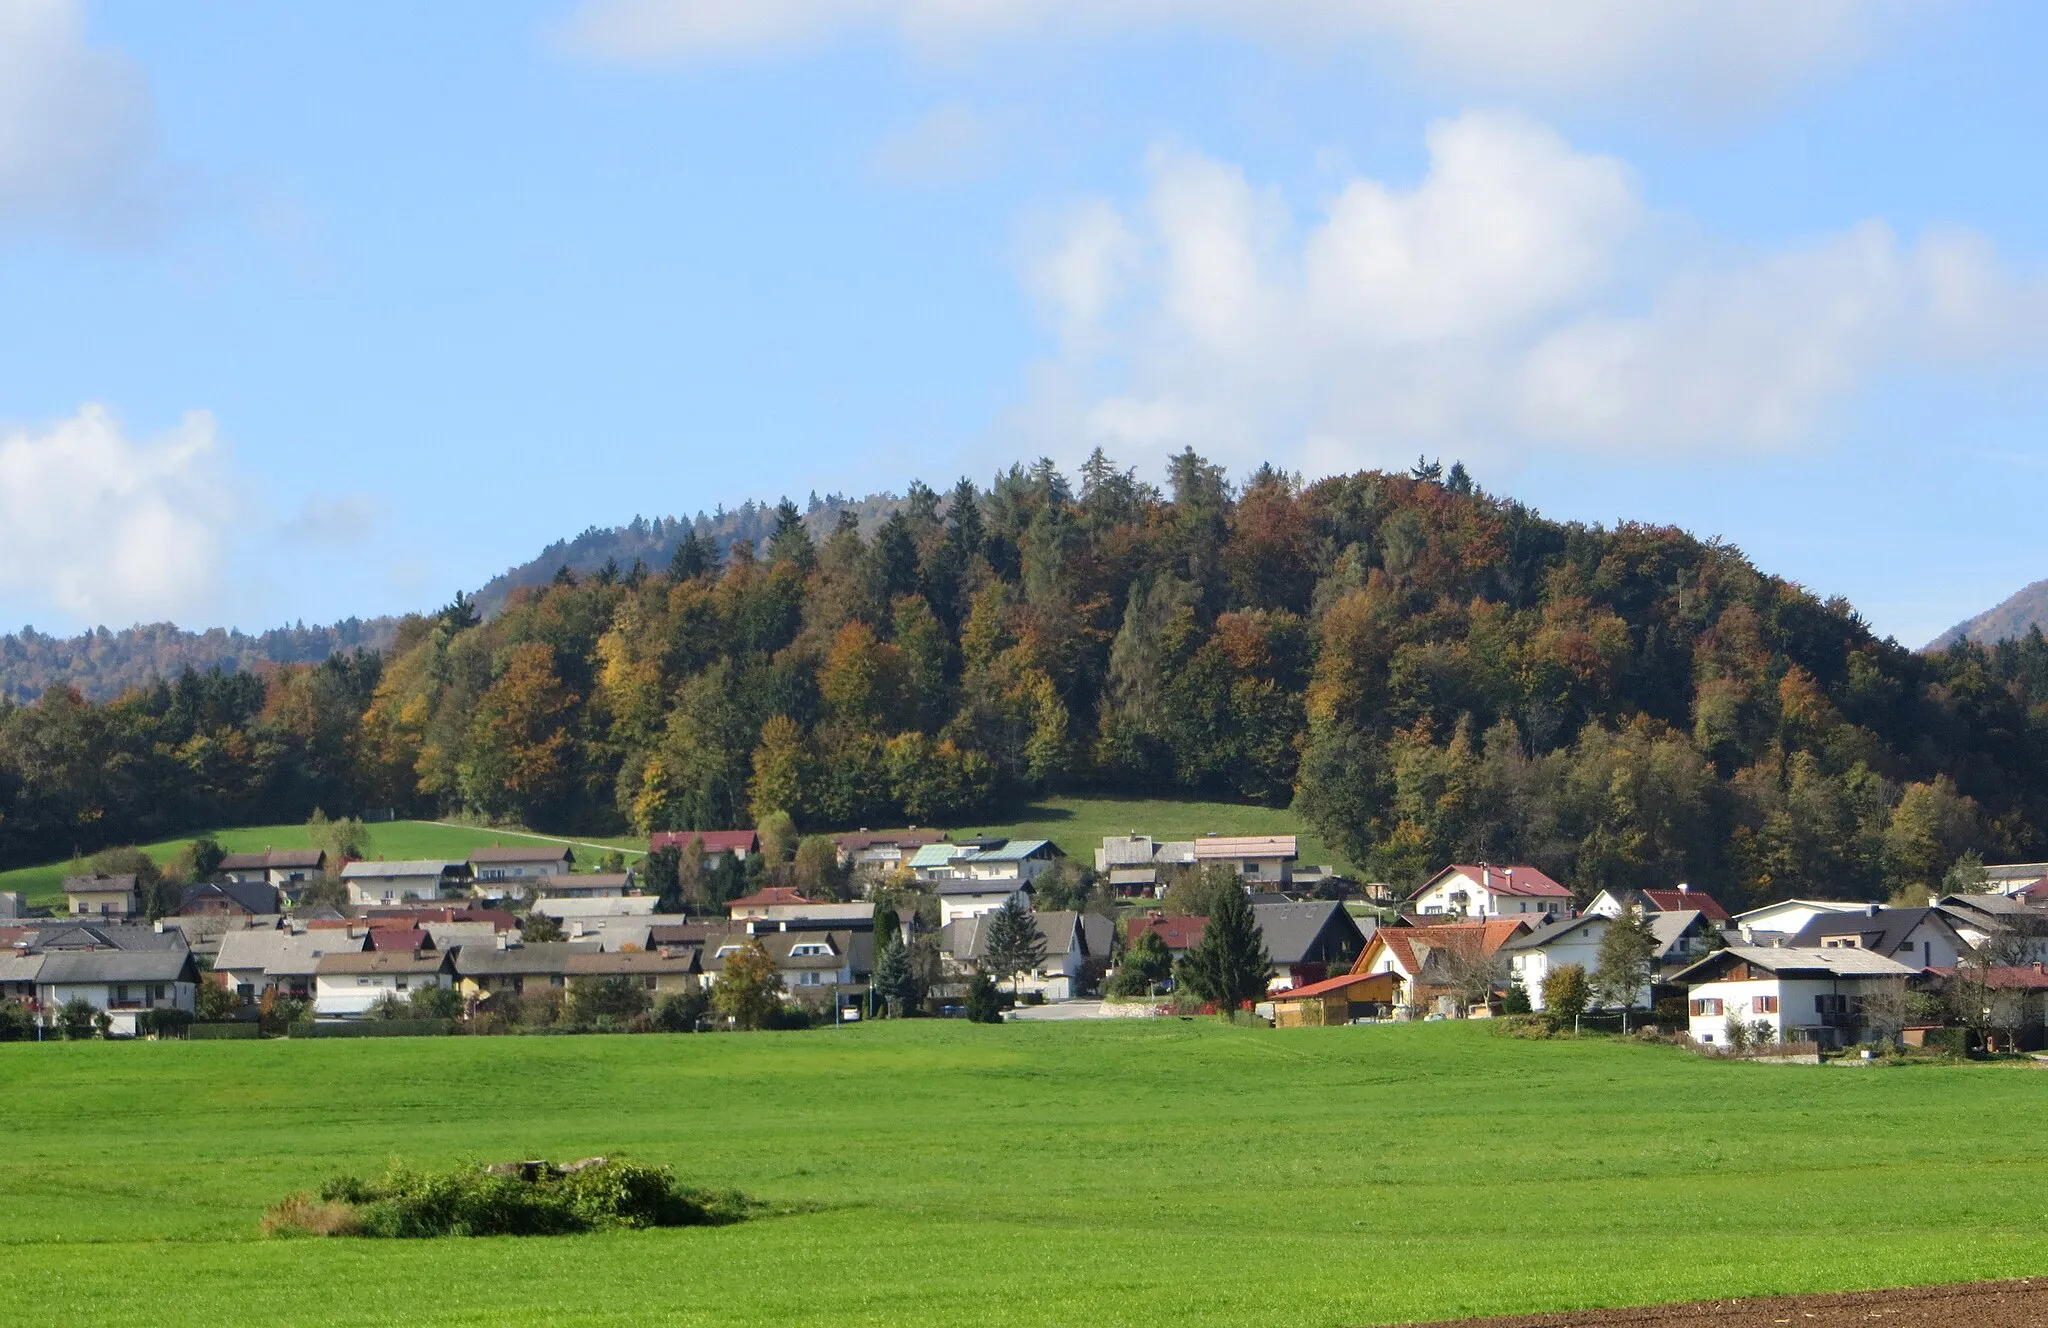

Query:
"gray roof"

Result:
[[1671, 944, 1919, 983], [0, 954, 47, 984], [214, 929, 360, 977], [339, 860, 468, 879], [1788, 907, 1962, 961], [17, 921, 187, 952], [1098, 836, 1161, 868], [934, 879, 1032, 896], [35, 949, 198, 984], [469, 844, 573, 865], [1499, 912, 1607, 951], [178, 881, 281, 915], [1648, 909, 1709, 958], [1251, 901, 1364, 966], [219, 849, 326, 871], [317, 949, 454, 976], [453, 942, 599, 977], [62, 874, 138, 893]]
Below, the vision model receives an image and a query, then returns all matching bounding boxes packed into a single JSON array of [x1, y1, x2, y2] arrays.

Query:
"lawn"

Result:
[[948, 793, 1340, 872], [4, 1021, 2047, 1327], [0, 820, 649, 910]]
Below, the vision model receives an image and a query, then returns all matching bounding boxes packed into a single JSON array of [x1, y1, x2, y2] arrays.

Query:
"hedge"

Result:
[[288, 1019, 456, 1039], [189, 1023, 263, 1040]]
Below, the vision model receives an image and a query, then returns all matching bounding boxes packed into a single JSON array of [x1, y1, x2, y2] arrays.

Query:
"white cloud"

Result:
[[0, 0, 160, 233], [871, 103, 994, 184], [0, 405, 232, 624], [1016, 111, 2048, 471], [563, 0, 1894, 110]]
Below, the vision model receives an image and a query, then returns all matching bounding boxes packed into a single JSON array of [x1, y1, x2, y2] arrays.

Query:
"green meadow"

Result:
[[4, 1020, 2046, 1327]]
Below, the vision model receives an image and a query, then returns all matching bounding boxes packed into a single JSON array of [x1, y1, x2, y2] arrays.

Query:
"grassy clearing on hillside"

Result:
[[949, 793, 1337, 871], [0, 820, 648, 909], [3, 1021, 2046, 1327]]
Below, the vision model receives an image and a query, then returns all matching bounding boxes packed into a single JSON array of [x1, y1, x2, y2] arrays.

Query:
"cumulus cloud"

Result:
[[562, 0, 1892, 110], [1015, 111, 2048, 471], [0, 0, 160, 234], [0, 405, 232, 623]]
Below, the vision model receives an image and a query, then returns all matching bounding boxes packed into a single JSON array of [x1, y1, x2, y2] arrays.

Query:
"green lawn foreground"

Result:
[[0, 820, 650, 910], [3, 1022, 2046, 1328]]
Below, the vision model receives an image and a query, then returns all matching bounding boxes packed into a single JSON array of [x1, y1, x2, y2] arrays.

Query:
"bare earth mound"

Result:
[[1399, 1278, 2044, 1327]]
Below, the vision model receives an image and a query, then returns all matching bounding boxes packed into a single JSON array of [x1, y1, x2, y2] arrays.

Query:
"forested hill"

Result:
[[471, 491, 908, 617], [0, 619, 398, 704], [5, 451, 2047, 912], [1928, 578, 2048, 651]]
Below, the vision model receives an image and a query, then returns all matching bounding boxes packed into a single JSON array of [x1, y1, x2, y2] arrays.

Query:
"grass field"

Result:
[[0, 820, 650, 910], [4, 1021, 2047, 1327]]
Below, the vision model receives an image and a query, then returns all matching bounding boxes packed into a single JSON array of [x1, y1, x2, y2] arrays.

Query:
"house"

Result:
[[33, 949, 200, 1036], [911, 838, 1060, 886], [1253, 901, 1368, 991], [340, 860, 470, 907], [0, 952, 43, 1002], [833, 829, 949, 875], [453, 941, 590, 1003], [566, 948, 704, 998], [1269, 971, 1402, 1026], [1125, 914, 1209, 961], [701, 925, 872, 1007], [11, 920, 184, 953], [217, 849, 327, 889], [1093, 835, 1198, 893], [1730, 898, 1872, 940], [1787, 905, 1969, 972], [1352, 919, 1530, 1013], [530, 895, 660, 922], [1585, 884, 1731, 925], [0, 890, 28, 919], [1671, 945, 1916, 1049], [63, 874, 143, 919], [1408, 864, 1573, 921], [177, 881, 282, 917], [1501, 909, 1714, 1010], [1921, 963, 2048, 1049], [1193, 835, 1298, 888], [313, 946, 456, 1017], [1981, 862, 2048, 897], [213, 927, 362, 1005], [365, 927, 436, 952], [1934, 893, 2048, 962], [468, 843, 574, 883], [727, 887, 814, 920], [647, 829, 758, 868], [939, 910, 1114, 1000], [536, 872, 635, 900]]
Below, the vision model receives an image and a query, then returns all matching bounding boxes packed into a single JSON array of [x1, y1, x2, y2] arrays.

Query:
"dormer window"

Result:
[[789, 942, 832, 957]]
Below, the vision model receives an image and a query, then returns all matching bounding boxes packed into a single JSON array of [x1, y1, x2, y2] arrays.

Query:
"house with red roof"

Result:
[[1409, 864, 1573, 921], [1351, 919, 1531, 1013], [1585, 884, 1732, 925], [726, 887, 812, 921]]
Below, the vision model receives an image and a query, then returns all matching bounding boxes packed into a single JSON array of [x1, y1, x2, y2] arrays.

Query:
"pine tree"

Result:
[[668, 530, 712, 581], [1593, 908, 1658, 1011], [982, 896, 1046, 996], [873, 935, 916, 1017], [1176, 881, 1270, 1010]]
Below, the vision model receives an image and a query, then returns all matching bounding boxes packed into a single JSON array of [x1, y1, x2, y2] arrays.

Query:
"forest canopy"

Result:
[[3, 450, 2044, 909]]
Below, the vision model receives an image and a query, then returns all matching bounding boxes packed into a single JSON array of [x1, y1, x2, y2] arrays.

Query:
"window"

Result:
[[798, 972, 822, 986], [1752, 995, 1778, 1014], [1814, 993, 1849, 1015], [790, 942, 831, 957], [643, 976, 658, 991], [396, 979, 409, 991], [1690, 998, 1723, 1016]]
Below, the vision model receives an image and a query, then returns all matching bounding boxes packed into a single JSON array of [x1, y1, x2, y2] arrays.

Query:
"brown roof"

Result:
[[365, 928, 432, 952], [564, 950, 701, 977], [317, 949, 452, 975], [727, 887, 812, 910], [1641, 887, 1731, 922], [1358, 920, 1528, 978], [62, 874, 138, 893], [833, 829, 949, 852], [650, 829, 758, 854]]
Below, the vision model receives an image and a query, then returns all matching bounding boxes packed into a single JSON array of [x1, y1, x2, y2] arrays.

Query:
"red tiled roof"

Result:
[[1272, 970, 1399, 1001], [1641, 888, 1731, 922], [649, 829, 758, 854], [1128, 915, 1207, 951], [727, 887, 811, 910], [1927, 964, 2048, 989], [1355, 920, 1527, 977], [1446, 864, 1572, 898], [366, 928, 431, 952]]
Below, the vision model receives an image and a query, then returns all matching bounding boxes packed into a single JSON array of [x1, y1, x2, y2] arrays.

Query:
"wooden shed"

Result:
[[1270, 970, 1401, 1027]]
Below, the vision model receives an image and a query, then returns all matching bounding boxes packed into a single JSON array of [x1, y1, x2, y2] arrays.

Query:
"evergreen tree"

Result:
[[1176, 882, 1270, 1010], [1592, 908, 1658, 1011], [668, 530, 713, 580], [872, 934, 916, 1017], [644, 844, 683, 913], [982, 896, 1046, 996], [965, 972, 1003, 1023]]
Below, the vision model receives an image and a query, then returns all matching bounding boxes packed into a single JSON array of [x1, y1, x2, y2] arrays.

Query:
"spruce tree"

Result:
[[1177, 882, 1271, 1010], [982, 896, 1046, 996], [872, 935, 915, 1018]]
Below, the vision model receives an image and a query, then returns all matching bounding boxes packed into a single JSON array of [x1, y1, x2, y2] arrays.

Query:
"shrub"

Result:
[[568, 976, 650, 1029], [1501, 980, 1532, 1016], [408, 986, 463, 1020], [760, 1004, 814, 1031], [653, 991, 708, 1033], [517, 988, 566, 1029], [0, 1000, 34, 1042], [1652, 994, 1687, 1027], [57, 998, 98, 1040], [965, 973, 1003, 1024], [270, 1158, 750, 1239], [138, 1009, 194, 1038], [1540, 965, 1590, 1032]]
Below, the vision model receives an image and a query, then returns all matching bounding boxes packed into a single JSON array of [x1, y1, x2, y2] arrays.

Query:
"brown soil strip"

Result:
[[1394, 1277, 2045, 1327]]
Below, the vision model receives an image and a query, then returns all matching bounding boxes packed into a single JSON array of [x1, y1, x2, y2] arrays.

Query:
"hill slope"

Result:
[[1927, 577, 2048, 650], [0, 619, 398, 704]]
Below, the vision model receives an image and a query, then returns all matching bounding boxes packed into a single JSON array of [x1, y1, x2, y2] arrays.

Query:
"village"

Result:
[[6, 829, 2044, 1058]]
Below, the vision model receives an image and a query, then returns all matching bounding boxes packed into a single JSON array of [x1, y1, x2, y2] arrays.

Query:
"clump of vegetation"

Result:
[[263, 1157, 750, 1239]]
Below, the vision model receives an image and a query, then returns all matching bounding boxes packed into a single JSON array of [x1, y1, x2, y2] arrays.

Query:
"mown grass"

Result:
[[4, 1021, 2046, 1326], [0, 820, 650, 909], [952, 793, 1338, 872]]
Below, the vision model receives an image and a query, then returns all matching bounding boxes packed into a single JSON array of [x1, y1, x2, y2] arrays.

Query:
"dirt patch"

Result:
[[1395, 1277, 2046, 1327]]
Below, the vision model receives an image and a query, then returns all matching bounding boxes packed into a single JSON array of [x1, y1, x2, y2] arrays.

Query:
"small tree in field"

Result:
[[1541, 964, 1591, 1032], [1593, 908, 1658, 1012], [1177, 883, 1271, 1010], [713, 937, 785, 1030], [982, 896, 1046, 997]]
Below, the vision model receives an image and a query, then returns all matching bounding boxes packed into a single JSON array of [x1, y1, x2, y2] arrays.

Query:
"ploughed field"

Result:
[[4, 1021, 2046, 1327]]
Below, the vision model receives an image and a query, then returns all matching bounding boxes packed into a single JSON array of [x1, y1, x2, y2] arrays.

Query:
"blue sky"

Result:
[[1, 1, 2044, 646]]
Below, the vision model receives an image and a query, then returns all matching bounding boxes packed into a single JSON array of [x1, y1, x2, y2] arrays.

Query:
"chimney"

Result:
[[495, 933, 508, 950], [1866, 902, 1881, 916], [1677, 882, 1690, 893]]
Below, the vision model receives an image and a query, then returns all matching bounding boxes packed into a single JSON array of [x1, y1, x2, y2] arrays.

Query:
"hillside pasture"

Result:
[[946, 793, 1338, 872], [3, 1021, 2047, 1327]]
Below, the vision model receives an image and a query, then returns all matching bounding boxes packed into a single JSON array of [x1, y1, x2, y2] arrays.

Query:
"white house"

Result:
[[1730, 898, 1871, 940], [341, 860, 471, 907], [33, 950, 199, 1036], [63, 874, 143, 919], [467, 844, 574, 883], [1409, 864, 1574, 921], [213, 928, 360, 1006], [940, 910, 1114, 1001], [1503, 909, 1716, 1010], [312, 948, 455, 1016], [1787, 904, 1969, 972], [1192, 835, 1297, 887], [1672, 945, 1916, 1049], [909, 838, 1061, 887], [535, 872, 633, 900], [1982, 862, 2048, 897], [218, 849, 328, 889]]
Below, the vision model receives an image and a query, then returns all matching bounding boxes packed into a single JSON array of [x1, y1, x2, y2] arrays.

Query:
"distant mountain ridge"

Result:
[[1928, 578, 2048, 651], [0, 619, 399, 704]]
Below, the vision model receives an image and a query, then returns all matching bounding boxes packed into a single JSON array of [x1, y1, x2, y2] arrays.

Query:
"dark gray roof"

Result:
[[35, 949, 198, 984], [1499, 912, 1607, 951], [1789, 907, 1962, 961], [452, 942, 598, 976], [934, 879, 1032, 896], [469, 844, 574, 865], [62, 874, 138, 893], [1251, 901, 1364, 966], [179, 881, 281, 915], [18, 921, 187, 953]]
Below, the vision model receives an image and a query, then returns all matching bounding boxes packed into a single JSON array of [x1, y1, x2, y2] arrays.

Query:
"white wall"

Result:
[[314, 971, 449, 1016], [346, 878, 444, 906], [1685, 975, 1907, 1046], [36, 980, 195, 1036]]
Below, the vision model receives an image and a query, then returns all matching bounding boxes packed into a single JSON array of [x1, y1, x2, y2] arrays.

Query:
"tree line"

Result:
[[5, 449, 2047, 908]]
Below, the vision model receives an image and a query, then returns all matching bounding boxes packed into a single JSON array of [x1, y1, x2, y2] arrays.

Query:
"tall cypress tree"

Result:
[[1177, 882, 1271, 1011]]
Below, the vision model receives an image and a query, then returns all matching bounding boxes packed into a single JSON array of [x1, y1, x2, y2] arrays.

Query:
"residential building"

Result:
[[1934, 893, 2048, 963], [313, 947, 456, 1017], [218, 849, 328, 889], [1193, 835, 1298, 888], [0, 890, 27, 919], [940, 910, 1114, 1000], [1502, 910, 1715, 1010], [0, 953, 42, 1002], [1124, 914, 1208, 962], [1584, 884, 1732, 925], [536, 872, 635, 900], [1254, 901, 1369, 991], [833, 829, 949, 875], [33, 949, 200, 1036], [1408, 864, 1573, 921], [700, 924, 872, 1007], [530, 896, 660, 922], [177, 881, 282, 917], [340, 860, 471, 907], [468, 843, 574, 883], [647, 829, 758, 867], [727, 887, 813, 920], [1981, 862, 2048, 897], [1671, 945, 1916, 1049], [213, 927, 361, 1005], [453, 941, 590, 1004], [1093, 835, 1197, 893], [1786, 905, 1969, 972], [1352, 919, 1531, 1013], [1730, 898, 1872, 940], [912, 839, 1062, 922], [565, 948, 704, 998], [63, 874, 143, 919]]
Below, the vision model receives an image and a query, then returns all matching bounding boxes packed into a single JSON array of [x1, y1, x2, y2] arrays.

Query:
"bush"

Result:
[[267, 1158, 751, 1239], [0, 1000, 35, 1042], [568, 976, 651, 1029], [137, 1009, 194, 1038], [1501, 981, 1532, 1015], [189, 1022, 263, 1040], [1915, 1026, 1971, 1056], [1540, 965, 1590, 1033], [516, 988, 566, 1029], [759, 1004, 814, 1031], [653, 991, 708, 1033], [965, 974, 1003, 1024], [57, 998, 98, 1040], [408, 986, 463, 1020]]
